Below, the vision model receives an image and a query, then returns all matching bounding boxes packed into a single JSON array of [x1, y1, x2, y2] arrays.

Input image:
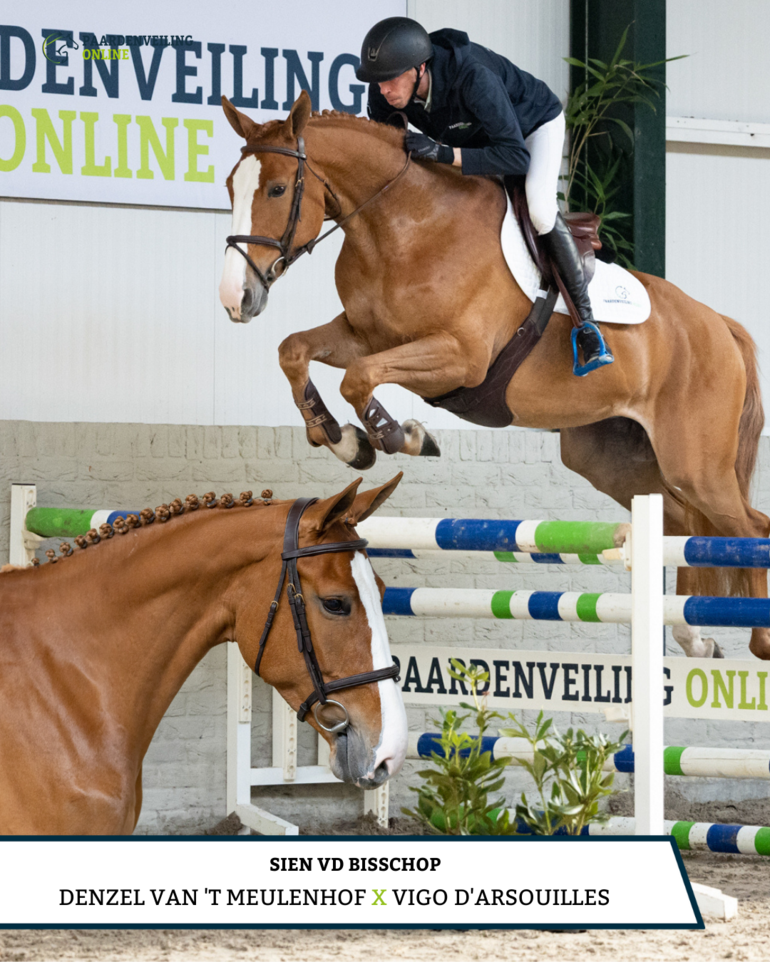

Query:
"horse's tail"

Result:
[[724, 314, 764, 501], [684, 315, 764, 598]]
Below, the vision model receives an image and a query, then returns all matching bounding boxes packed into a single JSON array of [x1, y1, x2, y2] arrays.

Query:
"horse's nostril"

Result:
[[241, 289, 253, 314], [373, 760, 391, 784]]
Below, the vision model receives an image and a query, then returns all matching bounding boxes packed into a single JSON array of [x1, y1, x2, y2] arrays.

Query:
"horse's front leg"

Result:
[[340, 332, 481, 458], [279, 313, 377, 469]]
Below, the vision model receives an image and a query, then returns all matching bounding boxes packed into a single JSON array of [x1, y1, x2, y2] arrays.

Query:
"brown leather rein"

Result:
[[225, 135, 412, 293], [254, 496, 400, 734]]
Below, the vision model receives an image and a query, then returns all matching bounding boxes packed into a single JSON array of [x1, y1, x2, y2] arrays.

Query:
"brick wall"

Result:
[[1, 421, 768, 833]]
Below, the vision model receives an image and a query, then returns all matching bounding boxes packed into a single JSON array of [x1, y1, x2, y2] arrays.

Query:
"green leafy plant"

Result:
[[402, 660, 517, 835], [567, 149, 635, 265], [563, 24, 685, 265], [404, 661, 628, 837], [500, 712, 628, 836]]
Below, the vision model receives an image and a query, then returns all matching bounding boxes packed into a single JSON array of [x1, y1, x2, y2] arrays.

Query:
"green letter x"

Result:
[[372, 889, 387, 906]]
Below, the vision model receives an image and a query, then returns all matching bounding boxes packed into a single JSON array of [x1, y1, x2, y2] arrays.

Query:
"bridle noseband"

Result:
[[225, 133, 411, 294], [254, 497, 400, 733]]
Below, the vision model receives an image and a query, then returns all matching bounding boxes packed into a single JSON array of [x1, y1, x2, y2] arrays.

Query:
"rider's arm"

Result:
[[456, 65, 531, 177]]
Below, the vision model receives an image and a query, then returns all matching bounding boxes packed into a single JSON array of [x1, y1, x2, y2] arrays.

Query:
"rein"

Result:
[[254, 497, 399, 733], [225, 135, 412, 293]]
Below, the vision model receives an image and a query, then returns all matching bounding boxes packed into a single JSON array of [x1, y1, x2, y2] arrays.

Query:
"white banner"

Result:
[[0, 0, 404, 208], [0, 838, 700, 928], [391, 646, 770, 722]]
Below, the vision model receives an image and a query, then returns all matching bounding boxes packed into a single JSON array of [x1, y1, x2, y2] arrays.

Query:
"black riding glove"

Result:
[[405, 131, 454, 164]]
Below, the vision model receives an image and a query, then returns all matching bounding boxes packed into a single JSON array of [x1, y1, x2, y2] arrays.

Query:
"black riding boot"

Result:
[[540, 213, 614, 376]]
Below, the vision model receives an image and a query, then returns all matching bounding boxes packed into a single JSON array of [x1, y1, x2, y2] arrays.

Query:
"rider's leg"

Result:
[[525, 113, 613, 374]]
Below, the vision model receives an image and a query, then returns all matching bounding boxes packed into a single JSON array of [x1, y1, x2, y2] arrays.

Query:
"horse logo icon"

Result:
[[615, 286, 629, 300], [42, 34, 79, 63]]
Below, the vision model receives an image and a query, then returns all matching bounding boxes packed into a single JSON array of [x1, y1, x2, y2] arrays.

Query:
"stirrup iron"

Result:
[[571, 321, 614, 378]]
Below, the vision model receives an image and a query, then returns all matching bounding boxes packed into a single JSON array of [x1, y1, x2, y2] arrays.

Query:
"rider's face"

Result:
[[378, 66, 422, 108]]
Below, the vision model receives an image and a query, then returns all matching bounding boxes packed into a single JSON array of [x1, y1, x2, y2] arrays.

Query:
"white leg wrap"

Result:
[[672, 624, 716, 659]]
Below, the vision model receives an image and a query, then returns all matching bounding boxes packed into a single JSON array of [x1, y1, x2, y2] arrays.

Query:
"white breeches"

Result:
[[524, 111, 565, 235]]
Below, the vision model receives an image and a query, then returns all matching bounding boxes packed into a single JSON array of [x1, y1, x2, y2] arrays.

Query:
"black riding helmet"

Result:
[[356, 17, 433, 83]]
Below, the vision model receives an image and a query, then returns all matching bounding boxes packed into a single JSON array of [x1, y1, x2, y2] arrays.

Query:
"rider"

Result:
[[356, 17, 613, 375]]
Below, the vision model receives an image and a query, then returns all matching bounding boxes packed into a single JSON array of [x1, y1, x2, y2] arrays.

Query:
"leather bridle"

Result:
[[225, 135, 411, 294], [254, 497, 400, 733]]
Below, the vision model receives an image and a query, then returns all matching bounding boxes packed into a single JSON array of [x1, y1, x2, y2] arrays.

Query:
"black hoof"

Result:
[[347, 428, 377, 471], [420, 432, 441, 458], [712, 642, 725, 659]]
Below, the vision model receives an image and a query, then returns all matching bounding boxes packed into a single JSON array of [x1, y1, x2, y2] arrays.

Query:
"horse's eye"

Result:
[[268, 185, 286, 198], [323, 597, 349, 615]]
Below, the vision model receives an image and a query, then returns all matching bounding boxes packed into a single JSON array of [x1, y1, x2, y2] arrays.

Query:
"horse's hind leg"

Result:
[[560, 419, 723, 658], [647, 392, 770, 660], [279, 313, 377, 469]]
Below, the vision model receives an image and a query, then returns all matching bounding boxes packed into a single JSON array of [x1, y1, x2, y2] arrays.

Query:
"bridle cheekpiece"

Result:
[[254, 497, 399, 733], [225, 132, 411, 294]]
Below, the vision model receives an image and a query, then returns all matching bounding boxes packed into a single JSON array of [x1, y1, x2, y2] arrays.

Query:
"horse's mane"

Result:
[[7, 491, 283, 574], [248, 109, 405, 150]]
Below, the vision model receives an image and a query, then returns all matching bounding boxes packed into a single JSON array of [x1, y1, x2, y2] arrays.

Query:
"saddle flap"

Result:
[[506, 181, 602, 289]]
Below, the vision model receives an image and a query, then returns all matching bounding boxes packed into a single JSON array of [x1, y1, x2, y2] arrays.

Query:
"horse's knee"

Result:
[[278, 332, 309, 378], [340, 360, 372, 406]]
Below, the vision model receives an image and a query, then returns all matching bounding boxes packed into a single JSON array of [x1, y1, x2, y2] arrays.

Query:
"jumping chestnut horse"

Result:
[[219, 91, 770, 662], [0, 476, 407, 834]]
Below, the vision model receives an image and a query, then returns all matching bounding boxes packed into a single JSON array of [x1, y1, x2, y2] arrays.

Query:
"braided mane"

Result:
[[21, 489, 279, 570]]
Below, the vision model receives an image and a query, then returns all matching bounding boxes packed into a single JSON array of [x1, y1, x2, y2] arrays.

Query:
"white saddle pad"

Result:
[[500, 193, 651, 324]]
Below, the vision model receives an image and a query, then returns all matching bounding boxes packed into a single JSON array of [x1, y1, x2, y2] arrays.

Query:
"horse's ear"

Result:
[[288, 89, 312, 137], [311, 478, 364, 534], [221, 95, 261, 141], [346, 473, 403, 526]]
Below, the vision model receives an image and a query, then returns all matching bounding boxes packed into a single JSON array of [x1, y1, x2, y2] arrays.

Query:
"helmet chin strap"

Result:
[[410, 64, 424, 103]]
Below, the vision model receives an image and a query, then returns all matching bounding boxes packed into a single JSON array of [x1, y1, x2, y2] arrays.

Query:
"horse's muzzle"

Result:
[[330, 728, 395, 789], [228, 284, 268, 323]]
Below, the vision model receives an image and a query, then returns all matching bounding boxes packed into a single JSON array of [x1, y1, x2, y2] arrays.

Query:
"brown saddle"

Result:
[[422, 183, 602, 428]]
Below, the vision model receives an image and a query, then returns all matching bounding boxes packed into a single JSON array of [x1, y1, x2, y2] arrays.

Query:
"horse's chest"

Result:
[[341, 282, 414, 346]]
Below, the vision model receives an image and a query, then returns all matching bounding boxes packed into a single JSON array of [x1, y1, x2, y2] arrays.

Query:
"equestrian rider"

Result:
[[356, 17, 613, 375]]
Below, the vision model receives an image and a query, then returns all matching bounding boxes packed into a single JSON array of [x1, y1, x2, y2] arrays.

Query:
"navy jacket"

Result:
[[367, 29, 563, 177]]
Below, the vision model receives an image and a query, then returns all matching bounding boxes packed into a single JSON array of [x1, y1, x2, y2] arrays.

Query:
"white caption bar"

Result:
[[0, 838, 699, 928]]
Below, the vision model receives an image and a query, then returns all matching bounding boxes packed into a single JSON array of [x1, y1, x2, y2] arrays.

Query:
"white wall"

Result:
[[409, 0, 570, 102], [667, 0, 770, 124], [666, 1, 770, 429], [0, 1, 569, 428]]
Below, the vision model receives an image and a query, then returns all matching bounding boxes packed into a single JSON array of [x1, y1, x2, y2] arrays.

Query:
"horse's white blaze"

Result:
[[351, 551, 408, 778], [219, 155, 261, 320]]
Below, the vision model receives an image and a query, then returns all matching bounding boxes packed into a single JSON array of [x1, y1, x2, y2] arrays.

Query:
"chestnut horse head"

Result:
[[237, 475, 408, 787], [219, 90, 330, 322], [0, 475, 407, 834]]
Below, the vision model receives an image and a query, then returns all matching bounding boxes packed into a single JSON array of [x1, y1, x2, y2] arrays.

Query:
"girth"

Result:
[[254, 497, 400, 732]]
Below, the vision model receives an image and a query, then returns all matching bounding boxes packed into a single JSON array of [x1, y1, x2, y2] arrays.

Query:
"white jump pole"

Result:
[[631, 494, 665, 836]]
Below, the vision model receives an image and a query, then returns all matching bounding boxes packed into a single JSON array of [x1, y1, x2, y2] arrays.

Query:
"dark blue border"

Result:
[[0, 834, 704, 930]]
